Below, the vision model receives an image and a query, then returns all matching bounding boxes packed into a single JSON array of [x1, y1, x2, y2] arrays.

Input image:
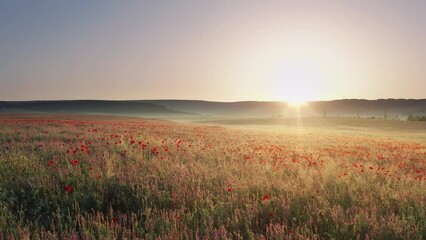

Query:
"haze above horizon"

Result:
[[1, 0, 425, 102]]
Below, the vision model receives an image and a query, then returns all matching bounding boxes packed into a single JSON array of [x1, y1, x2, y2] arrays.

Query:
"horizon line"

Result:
[[1, 98, 425, 103]]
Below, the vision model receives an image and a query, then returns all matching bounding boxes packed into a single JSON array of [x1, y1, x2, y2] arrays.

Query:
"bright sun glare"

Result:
[[287, 99, 307, 108], [269, 57, 324, 104]]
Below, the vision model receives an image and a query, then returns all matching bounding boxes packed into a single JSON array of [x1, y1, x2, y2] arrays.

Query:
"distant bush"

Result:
[[407, 114, 426, 121]]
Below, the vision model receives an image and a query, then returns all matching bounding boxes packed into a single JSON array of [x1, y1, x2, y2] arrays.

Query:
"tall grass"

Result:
[[0, 116, 424, 239]]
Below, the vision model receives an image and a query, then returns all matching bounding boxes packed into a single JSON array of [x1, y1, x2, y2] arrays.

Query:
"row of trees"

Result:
[[407, 114, 426, 121]]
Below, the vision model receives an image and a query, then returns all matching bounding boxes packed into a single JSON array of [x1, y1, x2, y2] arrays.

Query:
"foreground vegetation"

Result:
[[0, 115, 425, 239]]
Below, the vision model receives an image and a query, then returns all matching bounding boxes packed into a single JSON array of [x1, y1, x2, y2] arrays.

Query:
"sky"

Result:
[[0, 0, 425, 102]]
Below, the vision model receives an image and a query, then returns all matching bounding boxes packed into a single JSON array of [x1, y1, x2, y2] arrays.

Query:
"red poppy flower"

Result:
[[47, 161, 54, 166], [65, 186, 71, 193], [151, 147, 159, 155], [227, 187, 232, 192], [262, 194, 270, 201], [72, 159, 79, 165]]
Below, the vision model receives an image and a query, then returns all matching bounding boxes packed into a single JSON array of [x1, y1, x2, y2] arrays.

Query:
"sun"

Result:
[[287, 98, 307, 108], [268, 57, 324, 106]]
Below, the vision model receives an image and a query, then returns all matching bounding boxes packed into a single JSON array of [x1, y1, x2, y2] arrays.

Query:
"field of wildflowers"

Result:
[[0, 115, 424, 239]]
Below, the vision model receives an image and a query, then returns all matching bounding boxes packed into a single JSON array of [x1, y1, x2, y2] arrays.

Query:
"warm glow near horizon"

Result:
[[0, 0, 425, 101], [287, 99, 307, 108]]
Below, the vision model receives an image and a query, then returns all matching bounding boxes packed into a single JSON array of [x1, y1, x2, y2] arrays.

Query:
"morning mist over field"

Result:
[[0, 1, 425, 239]]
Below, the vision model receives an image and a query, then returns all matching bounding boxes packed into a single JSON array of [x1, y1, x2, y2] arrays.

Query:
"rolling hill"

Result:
[[0, 99, 425, 120], [0, 100, 190, 117], [143, 99, 426, 119]]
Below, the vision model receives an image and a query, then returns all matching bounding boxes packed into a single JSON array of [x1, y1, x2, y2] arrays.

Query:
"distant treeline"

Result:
[[407, 114, 426, 121]]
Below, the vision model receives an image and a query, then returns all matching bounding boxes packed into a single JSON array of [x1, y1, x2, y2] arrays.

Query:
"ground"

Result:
[[0, 114, 425, 239]]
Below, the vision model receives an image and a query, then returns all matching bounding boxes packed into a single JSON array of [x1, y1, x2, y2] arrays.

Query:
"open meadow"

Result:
[[0, 115, 425, 239]]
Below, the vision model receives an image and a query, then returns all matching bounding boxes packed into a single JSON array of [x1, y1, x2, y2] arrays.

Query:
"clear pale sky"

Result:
[[0, 0, 425, 101]]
